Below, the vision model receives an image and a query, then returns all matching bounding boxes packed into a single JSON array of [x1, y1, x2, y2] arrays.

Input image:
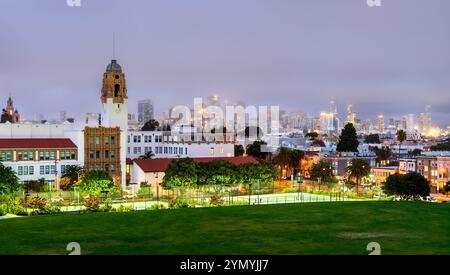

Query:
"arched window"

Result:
[[114, 84, 120, 97]]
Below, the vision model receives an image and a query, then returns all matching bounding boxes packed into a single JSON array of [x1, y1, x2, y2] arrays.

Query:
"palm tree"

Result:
[[346, 159, 371, 194], [139, 151, 155, 160], [396, 130, 407, 171]]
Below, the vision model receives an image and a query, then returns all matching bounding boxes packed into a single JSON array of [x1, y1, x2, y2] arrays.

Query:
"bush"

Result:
[[83, 196, 100, 212], [98, 198, 113, 212], [209, 193, 225, 206], [169, 199, 193, 209], [1, 195, 26, 215], [116, 205, 134, 212], [0, 204, 7, 216], [25, 196, 48, 209]]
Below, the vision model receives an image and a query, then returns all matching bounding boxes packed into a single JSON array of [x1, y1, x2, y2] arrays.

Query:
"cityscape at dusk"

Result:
[[0, 0, 449, 267]]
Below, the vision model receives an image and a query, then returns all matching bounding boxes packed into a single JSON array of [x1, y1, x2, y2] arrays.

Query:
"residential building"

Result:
[[417, 151, 450, 193]]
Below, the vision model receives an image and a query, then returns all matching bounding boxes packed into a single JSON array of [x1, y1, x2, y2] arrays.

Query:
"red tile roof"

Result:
[[0, 138, 77, 149], [133, 156, 259, 173]]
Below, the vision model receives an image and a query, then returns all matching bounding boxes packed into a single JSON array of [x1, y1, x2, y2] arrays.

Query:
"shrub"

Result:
[[209, 193, 225, 206], [99, 199, 113, 212], [83, 196, 100, 212], [25, 196, 48, 210], [2, 195, 25, 214], [116, 205, 134, 212], [169, 199, 193, 209], [0, 204, 7, 216]]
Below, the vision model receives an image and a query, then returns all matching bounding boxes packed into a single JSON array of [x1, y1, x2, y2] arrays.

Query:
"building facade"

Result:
[[0, 138, 81, 188]]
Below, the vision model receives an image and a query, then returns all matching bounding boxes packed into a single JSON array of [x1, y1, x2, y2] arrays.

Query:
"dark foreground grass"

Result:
[[0, 201, 449, 255]]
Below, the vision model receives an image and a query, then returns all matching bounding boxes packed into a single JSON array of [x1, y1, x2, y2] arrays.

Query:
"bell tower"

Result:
[[100, 59, 128, 188]]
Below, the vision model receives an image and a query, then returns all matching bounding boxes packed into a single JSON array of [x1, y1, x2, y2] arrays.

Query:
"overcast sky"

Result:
[[0, 0, 449, 126]]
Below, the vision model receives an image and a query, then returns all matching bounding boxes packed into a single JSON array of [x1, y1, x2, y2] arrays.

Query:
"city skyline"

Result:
[[1, 0, 449, 125]]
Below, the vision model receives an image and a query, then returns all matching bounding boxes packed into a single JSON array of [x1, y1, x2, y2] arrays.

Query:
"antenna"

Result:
[[113, 32, 116, 59]]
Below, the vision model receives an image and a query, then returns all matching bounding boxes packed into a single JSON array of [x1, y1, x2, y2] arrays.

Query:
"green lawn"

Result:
[[0, 201, 449, 255]]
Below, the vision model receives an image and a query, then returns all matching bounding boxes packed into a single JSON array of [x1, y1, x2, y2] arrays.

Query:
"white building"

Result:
[[0, 138, 82, 187], [127, 130, 235, 159]]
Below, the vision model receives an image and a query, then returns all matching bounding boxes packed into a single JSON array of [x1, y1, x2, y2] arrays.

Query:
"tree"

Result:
[[444, 181, 450, 196], [273, 148, 304, 177], [312, 139, 325, 147], [0, 163, 20, 196], [337, 123, 359, 152], [77, 170, 118, 196], [139, 151, 155, 159], [305, 132, 319, 139], [365, 134, 381, 144], [24, 178, 46, 193], [396, 129, 407, 170], [382, 173, 430, 200], [345, 159, 371, 194], [61, 165, 83, 190], [141, 119, 160, 131], [409, 149, 422, 156], [371, 146, 392, 166], [429, 141, 450, 151], [234, 144, 245, 157], [246, 140, 269, 160], [310, 160, 334, 183], [162, 158, 198, 189]]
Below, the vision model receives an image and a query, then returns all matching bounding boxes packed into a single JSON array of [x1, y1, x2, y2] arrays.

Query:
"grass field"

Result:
[[0, 201, 449, 255]]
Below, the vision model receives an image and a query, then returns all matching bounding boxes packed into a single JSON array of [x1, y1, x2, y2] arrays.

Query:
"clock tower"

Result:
[[101, 59, 128, 188]]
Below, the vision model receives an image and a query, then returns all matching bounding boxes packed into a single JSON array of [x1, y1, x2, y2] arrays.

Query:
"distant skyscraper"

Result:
[[419, 105, 432, 132], [1, 96, 20, 123], [346, 105, 357, 125], [405, 114, 415, 131], [138, 99, 154, 123], [320, 112, 334, 133], [377, 114, 385, 133]]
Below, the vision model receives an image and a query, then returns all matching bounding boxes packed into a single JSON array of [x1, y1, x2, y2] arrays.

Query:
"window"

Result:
[[134, 135, 141, 143], [105, 136, 109, 145], [23, 166, 28, 175], [185, 148, 188, 155], [110, 165, 116, 172], [50, 151, 55, 160], [61, 165, 66, 175], [40, 166, 45, 175], [111, 136, 116, 145], [96, 151, 100, 159], [89, 137, 94, 145], [45, 166, 50, 175], [133, 147, 141, 155], [210, 147, 214, 156], [90, 150, 94, 159], [105, 150, 109, 159], [174, 147, 178, 154], [18, 166, 23, 176], [71, 151, 76, 160], [127, 135, 130, 143], [127, 147, 130, 154], [144, 135, 152, 143], [95, 136, 100, 145], [111, 150, 115, 158], [29, 166, 34, 175], [61, 151, 65, 160], [220, 147, 224, 154], [50, 165, 56, 174]]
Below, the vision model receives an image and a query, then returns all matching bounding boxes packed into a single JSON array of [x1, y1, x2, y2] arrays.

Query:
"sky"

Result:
[[0, 0, 449, 126]]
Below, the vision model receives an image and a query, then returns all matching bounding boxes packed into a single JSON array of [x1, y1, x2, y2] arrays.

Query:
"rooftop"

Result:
[[134, 156, 259, 173], [0, 138, 77, 149]]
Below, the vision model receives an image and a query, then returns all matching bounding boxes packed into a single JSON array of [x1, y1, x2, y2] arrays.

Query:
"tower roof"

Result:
[[106, 59, 122, 72]]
